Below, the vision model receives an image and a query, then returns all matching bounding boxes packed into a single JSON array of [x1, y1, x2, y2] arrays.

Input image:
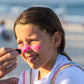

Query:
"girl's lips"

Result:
[[26, 55, 38, 62]]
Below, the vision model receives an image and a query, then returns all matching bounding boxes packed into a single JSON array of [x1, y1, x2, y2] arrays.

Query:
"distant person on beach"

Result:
[[0, 20, 11, 41], [0, 21, 5, 38], [0, 47, 19, 84], [13, 7, 84, 84]]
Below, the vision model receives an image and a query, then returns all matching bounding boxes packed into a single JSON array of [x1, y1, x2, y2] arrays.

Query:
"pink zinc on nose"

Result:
[[31, 45, 40, 50], [20, 45, 31, 53]]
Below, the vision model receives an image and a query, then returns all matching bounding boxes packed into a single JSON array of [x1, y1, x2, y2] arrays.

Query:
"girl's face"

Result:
[[15, 24, 58, 69]]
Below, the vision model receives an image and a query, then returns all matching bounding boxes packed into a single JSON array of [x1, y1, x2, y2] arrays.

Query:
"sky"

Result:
[[0, 0, 84, 4]]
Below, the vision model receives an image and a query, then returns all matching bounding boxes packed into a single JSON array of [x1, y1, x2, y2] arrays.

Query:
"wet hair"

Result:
[[14, 6, 72, 61]]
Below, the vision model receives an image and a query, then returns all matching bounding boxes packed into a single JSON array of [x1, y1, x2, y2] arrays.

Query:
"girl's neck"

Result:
[[38, 68, 50, 80], [38, 54, 57, 80]]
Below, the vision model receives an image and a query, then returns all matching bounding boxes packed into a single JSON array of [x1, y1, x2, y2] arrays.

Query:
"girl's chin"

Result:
[[30, 65, 39, 69], [28, 63, 40, 69]]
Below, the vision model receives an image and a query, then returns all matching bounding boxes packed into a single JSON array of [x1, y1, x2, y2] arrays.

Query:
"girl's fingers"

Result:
[[0, 47, 14, 56], [0, 51, 19, 64], [6, 77, 19, 84], [0, 62, 17, 78], [0, 58, 17, 70], [0, 47, 19, 78]]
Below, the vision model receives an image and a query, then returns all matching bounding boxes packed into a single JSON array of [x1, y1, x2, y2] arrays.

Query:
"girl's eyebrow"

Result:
[[17, 35, 37, 42], [17, 39, 22, 43], [27, 34, 38, 39]]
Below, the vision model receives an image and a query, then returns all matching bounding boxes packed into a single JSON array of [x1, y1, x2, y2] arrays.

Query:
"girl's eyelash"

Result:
[[17, 39, 38, 44], [29, 39, 37, 42], [31, 40, 36, 41], [17, 41, 23, 44]]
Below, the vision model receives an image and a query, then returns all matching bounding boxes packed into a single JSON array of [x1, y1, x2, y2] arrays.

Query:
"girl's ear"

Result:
[[52, 32, 62, 48]]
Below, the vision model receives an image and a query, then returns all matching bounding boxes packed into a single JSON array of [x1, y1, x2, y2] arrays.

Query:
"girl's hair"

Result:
[[14, 6, 72, 61]]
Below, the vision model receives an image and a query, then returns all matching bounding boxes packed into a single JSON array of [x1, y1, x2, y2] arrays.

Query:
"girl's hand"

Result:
[[0, 47, 19, 78], [0, 77, 19, 84]]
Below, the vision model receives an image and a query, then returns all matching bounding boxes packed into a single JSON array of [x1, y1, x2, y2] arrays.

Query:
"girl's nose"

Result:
[[20, 44, 31, 53]]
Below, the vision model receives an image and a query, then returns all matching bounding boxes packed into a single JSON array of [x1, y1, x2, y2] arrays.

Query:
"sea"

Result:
[[0, 2, 84, 24], [0, 1, 84, 79]]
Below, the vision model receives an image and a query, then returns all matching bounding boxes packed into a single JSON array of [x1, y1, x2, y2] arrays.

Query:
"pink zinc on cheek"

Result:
[[31, 45, 41, 50], [19, 45, 41, 53]]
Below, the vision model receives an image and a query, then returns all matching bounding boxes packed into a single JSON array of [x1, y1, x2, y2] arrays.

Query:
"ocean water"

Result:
[[0, 3, 84, 15], [0, 2, 84, 23]]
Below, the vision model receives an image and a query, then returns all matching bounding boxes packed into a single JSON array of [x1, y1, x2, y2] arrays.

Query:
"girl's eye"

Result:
[[17, 41, 23, 45], [30, 39, 37, 44], [31, 40, 36, 42], [31, 39, 38, 42]]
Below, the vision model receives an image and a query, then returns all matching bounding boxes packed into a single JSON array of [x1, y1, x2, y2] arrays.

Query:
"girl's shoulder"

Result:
[[57, 65, 84, 77], [54, 62, 84, 84]]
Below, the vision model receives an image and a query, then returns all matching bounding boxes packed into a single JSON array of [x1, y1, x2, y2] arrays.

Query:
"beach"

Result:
[[0, 16, 84, 79]]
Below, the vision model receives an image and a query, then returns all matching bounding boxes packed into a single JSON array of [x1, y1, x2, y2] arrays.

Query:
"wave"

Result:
[[0, 4, 84, 24], [54, 7, 84, 24], [62, 15, 84, 24]]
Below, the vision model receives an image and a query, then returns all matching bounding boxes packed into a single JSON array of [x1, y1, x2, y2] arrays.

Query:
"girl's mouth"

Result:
[[26, 55, 38, 62]]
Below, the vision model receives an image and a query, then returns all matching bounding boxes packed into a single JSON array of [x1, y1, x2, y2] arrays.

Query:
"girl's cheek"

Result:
[[31, 45, 41, 50]]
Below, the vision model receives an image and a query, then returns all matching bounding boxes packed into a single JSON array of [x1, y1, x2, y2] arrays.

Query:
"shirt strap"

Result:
[[23, 71, 26, 84], [23, 69, 32, 84], [51, 62, 84, 84]]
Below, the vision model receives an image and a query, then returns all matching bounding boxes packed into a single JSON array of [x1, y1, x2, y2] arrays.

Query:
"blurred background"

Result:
[[0, 0, 84, 79]]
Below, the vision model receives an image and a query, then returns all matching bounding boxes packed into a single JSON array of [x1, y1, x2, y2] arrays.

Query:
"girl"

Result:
[[14, 7, 84, 84]]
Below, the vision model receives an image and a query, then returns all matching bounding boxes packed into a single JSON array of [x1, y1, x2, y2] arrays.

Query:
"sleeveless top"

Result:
[[18, 54, 84, 84]]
